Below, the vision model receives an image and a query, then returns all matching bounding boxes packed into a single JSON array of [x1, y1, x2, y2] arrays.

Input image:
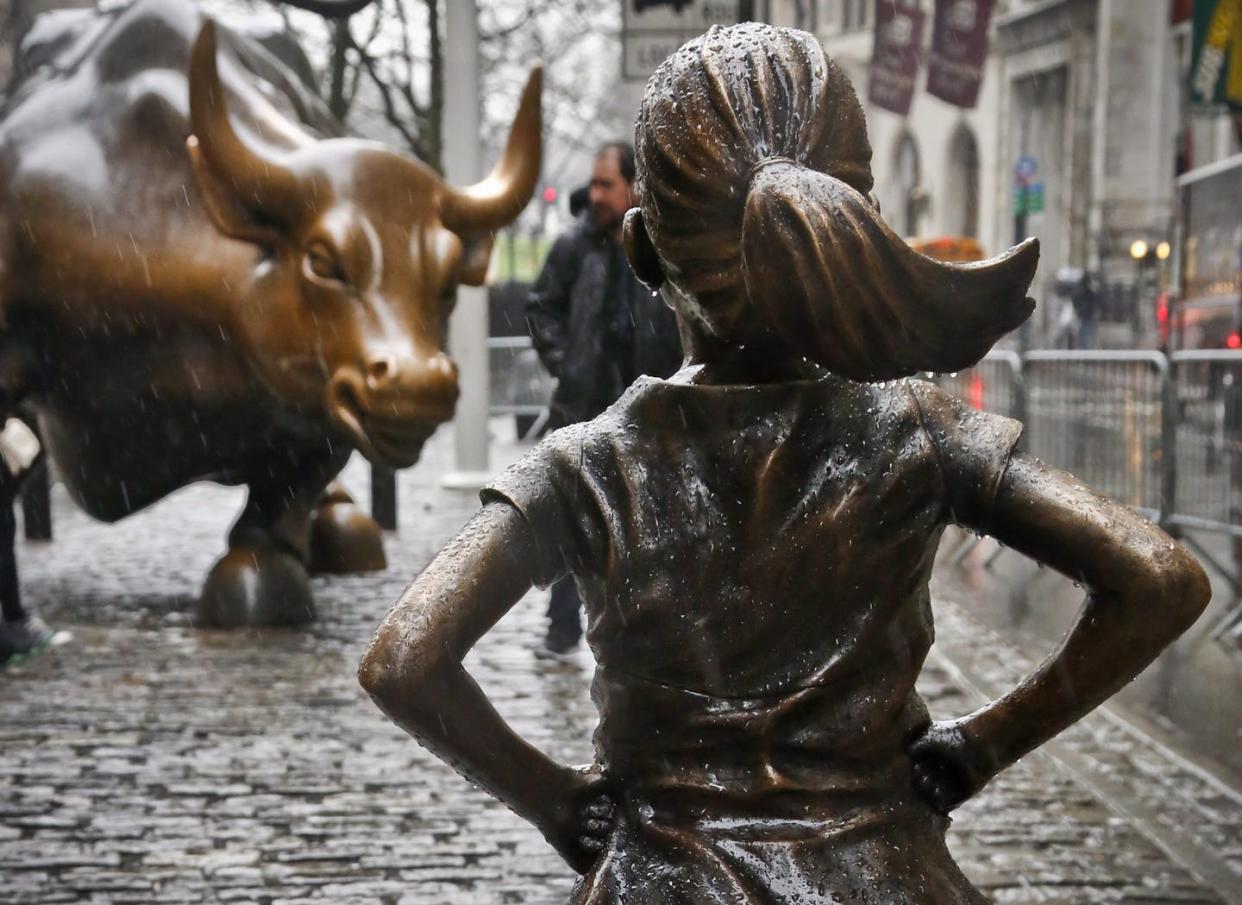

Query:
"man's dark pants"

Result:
[[547, 578, 582, 645]]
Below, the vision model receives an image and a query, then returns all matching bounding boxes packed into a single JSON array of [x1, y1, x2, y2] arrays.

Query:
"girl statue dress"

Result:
[[359, 25, 1210, 905]]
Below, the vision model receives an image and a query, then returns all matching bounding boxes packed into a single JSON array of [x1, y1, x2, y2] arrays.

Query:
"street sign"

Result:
[[1012, 180, 1045, 216], [622, 0, 742, 82], [1014, 154, 1038, 184], [1026, 181, 1045, 213]]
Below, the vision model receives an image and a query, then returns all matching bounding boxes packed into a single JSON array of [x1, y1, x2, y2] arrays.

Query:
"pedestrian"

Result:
[[360, 24, 1209, 903], [1073, 271, 1100, 349], [0, 417, 47, 661], [568, 184, 589, 219], [524, 141, 682, 656]]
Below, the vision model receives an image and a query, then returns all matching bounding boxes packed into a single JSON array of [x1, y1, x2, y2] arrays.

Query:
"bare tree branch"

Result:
[[354, 40, 422, 155], [276, 0, 374, 19]]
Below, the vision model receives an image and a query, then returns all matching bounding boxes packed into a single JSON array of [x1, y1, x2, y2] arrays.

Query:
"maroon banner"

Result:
[[926, 0, 996, 109], [868, 1, 927, 116]]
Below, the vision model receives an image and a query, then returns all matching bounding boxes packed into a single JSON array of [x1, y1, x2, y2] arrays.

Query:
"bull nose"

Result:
[[364, 351, 457, 398], [330, 350, 459, 428], [326, 356, 459, 468], [366, 355, 395, 388]]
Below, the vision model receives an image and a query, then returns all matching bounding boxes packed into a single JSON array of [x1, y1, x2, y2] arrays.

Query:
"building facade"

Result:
[[767, 2, 1000, 252], [764, 0, 1241, 348]]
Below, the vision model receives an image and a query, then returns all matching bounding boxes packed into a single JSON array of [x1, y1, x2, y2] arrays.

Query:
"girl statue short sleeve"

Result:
[[479, 374, 1023, 905]]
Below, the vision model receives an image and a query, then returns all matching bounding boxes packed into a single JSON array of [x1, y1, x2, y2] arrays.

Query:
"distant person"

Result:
[[1073, 271, 1100, 349], [0, 418, 45, 661], [568, 184, 589, 219], [525, 141, 683, 656]]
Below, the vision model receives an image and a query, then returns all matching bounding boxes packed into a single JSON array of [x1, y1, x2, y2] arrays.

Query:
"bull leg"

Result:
[[0, 467, 53, 662], [308, 481, 387, 575], [196, 449, 349, 628]]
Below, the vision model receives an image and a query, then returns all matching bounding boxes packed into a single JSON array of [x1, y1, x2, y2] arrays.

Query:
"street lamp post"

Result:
[[1129, 239, 1169, 347], [442, 0, 491, 490]]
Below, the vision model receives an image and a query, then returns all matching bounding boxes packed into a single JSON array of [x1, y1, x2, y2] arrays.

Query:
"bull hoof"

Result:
[[197, 547, 315, 628], [309, 496, 386, 575], [0, 617, 56, 665]]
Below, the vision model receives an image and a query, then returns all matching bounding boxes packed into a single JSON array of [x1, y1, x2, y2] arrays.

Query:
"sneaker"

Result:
[[1, 617, 58, 665]]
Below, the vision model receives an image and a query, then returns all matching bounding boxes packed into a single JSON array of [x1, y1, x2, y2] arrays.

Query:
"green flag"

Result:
[[1190, 0, 1242, 111]]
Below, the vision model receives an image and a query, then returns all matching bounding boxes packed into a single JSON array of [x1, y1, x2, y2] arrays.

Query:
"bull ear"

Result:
[[458, 234, 495, 287]]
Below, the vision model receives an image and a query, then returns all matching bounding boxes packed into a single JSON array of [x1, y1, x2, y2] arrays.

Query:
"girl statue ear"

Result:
[[622, 208, 666, 290]]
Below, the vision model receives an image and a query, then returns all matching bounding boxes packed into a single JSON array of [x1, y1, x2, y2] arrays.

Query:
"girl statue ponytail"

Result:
[[636, 24, 1039, 381], [740, 162, 1038, 382]]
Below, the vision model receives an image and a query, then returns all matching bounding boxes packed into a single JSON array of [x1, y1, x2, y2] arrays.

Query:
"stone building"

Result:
[[995, 0, 1175, 343], [761, 0, 1240, 347], [993, 0, 1240, 345], [769, 1, 1000, 249]]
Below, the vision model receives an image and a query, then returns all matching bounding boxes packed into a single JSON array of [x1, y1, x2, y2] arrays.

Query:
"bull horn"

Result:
[[440, 65, 543, 234], [187, 21, 301, 228]]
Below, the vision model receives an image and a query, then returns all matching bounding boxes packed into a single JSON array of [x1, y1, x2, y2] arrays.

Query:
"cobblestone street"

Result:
[[2, 422, 1240, 904]]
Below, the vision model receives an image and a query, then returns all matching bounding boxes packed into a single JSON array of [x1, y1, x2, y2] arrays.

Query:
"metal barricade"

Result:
[[933, 350, 1025, 424], [1022, 351, 1169, 519], [1168, 351, 1242, 538], [487, 335, 554, 418], [1168, 351, 1242, 637]]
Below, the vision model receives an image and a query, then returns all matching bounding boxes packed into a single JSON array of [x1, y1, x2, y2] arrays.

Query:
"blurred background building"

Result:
[[760, 0, 1242, 351], [4, 0, 1241, 351]]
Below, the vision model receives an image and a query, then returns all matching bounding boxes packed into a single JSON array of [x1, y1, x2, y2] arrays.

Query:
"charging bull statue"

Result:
[[0, 0, 542, 658]]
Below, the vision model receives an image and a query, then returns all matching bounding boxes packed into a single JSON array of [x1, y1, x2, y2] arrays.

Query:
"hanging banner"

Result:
[[926, 0, 995, 108], [1189, 0, 1242, 112], [868, 1, 926, 116]]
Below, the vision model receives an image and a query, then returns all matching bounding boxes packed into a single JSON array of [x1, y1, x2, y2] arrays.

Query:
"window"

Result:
[[843, 0, 870, 32], [893, 131, 923, 237], [945, 124, 980, 238]]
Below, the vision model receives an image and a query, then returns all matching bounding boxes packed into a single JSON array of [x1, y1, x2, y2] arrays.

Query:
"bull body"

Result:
[[0, 0, 541, 655]]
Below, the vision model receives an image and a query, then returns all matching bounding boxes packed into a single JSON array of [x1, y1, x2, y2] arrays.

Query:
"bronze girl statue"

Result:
[[360, 25, 1209, 904]]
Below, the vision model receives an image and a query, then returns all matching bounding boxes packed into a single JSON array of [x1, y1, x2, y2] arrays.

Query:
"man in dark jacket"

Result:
[[525, 141, 682, 654]]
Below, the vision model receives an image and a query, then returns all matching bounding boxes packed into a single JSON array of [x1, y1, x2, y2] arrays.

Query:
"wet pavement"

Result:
[[2, 420, 1240, 904]]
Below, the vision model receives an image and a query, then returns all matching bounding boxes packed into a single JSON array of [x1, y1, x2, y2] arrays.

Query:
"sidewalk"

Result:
[[0, 420, 1237, 904]]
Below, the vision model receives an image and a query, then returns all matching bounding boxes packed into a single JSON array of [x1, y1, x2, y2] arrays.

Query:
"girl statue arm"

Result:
[[910, 453, 1211, 812], [358, 502, 613, 872]]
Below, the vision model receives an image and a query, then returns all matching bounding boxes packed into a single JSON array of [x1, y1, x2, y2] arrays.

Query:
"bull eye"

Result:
[[304, 241, 347, 286]]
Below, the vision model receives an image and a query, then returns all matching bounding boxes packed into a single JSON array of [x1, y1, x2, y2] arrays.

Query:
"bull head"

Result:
[[185, 21, 541, 468]]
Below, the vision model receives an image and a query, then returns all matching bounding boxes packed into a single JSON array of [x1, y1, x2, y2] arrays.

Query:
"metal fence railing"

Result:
[[936, 350, 1025, 431], [937, 349, 1242, 639], [487, 335, 555, 418], [1168, 352, 1242, 539], [1022, 351, 1169, 517]]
